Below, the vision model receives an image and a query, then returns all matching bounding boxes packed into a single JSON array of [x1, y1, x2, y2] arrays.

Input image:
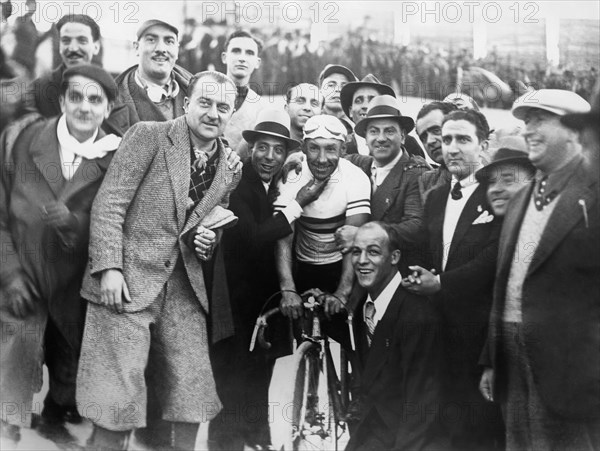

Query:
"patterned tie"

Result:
[[370, 166, 378, 194], [451, 180, 463, 200], [364, 300, 376, 346]]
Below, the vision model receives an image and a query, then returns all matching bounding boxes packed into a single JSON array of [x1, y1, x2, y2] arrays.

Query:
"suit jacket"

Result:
[[80, 116, 241, 342], [0, 116, 113, 342], [26, 64, 130, 137], [222, 162, 292, 340], [486, 160, 600, 419], [424, 181, 501, 400], [346, 285, 444, 451]]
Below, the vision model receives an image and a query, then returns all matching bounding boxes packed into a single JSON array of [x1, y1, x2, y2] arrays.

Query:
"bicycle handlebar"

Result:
[[249, 307, 280, 352]]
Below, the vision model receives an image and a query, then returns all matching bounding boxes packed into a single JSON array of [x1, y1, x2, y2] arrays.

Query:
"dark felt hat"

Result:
[[62, 64, 117, 102], [242, 109, 301, 150], [340, 74, 395, 117], [475, 135, 535, 182]]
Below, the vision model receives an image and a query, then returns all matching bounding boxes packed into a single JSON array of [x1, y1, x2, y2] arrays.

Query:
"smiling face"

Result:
[[135, 24, 179, 85], [222, 36, 260, 84], [442, 119, 485, 179], [185, 76, 235, 144], [486, 162, 535, 216], [523, 109, 574, 173], [59, 22, 100, 67], [286, 84, 322, 131], [351, 224, 400, 299], [59, 75, 112, 142], [251, 135, 287, 183], [350, 87, 380, 124], [365, 118, 405, 166], [416, 109, 445, 164], [303, 137, 344, 181]]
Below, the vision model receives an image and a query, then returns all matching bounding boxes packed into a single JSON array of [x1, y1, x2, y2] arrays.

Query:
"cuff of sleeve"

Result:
[[281, 200, 303, 224]]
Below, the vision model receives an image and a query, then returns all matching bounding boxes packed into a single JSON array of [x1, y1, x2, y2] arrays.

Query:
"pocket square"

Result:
[[472, 209, 494, 225]]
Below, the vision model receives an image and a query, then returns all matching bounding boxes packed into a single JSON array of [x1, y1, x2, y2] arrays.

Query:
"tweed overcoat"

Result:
[[80, 116, 241, 342]]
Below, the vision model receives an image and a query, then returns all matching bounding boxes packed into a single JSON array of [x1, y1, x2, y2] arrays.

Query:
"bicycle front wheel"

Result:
[[269, 341, 338, 451]]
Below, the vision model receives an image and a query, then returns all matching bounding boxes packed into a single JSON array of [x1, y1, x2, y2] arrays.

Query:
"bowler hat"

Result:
[[340, 74, 396, 117], [242, 109, 301, 150], [354, 95, 415, 137], [318, 64, 358, 86], [137, 19, 179, 40], [561, 81, 600, 130], [512, 89, 590, 120], [62, 64, 117, 102], [475, 135, 535, 183]]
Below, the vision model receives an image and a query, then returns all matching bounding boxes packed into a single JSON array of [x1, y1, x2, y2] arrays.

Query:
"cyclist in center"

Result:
[[273, 114, 371, 318]]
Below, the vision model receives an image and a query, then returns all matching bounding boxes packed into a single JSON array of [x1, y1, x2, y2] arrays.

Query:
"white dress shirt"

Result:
[[442, 175, 480, 270], [363, 271, 403, 328], [371, 150, 404, 189]]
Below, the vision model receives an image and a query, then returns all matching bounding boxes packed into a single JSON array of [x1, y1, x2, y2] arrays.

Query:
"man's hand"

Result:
[[194, 226, 217, 261], [280, 290, 303, 320], [100, 269, 131, 314], [401, 265, 441, 295], [295, 178, 328, 208], [42, 201, 77, 231], [2, 276, 39, 318], [317, 291, 347, 318], [479, 367, 495, 402], [334, 225, 358, 254], [280, 152, 304, 183], [225, 147, 243, 173]]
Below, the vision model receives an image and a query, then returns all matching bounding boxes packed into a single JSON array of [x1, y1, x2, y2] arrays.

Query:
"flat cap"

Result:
[[62, 64, 117, 102], [318, 64, 358, 86], [512, 89, 590, 120], [137, 19, 179, 40]]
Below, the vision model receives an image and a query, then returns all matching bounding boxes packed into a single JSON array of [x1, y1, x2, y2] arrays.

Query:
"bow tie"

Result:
[[451, 181, 463, 200]]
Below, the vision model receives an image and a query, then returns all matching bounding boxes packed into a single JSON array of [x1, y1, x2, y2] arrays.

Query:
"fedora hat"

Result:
[[242, 109, 301, 150], [475, 135, 535, 183], [561, 81, 600, 130], [340, 74, 396, 117], [512, 89, 590, 121], [354, 95, 415, 137]]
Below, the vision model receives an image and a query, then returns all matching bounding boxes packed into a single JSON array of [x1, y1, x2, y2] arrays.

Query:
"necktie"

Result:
[[370, 167, 378, 193], [533, 175, 557, 210], [364, 300, 376, 346], [234, 85, 249, 112], [451, 180, 463, 200]]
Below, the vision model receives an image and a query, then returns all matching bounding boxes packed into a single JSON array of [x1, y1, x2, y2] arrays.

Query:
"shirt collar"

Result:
[[364, 271, 403, 325], [372, 149, 404, 170], [536, 153, 583, 195], [135, 69, 180, 103]]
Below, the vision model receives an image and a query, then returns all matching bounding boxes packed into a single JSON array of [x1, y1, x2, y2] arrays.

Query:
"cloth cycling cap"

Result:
[[303, 115, 347, 141]]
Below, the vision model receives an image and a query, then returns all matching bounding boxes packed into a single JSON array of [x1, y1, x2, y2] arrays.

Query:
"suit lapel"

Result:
[[59, 129, 112, 202], [164, 117, 191, 229], [528, 164, 597, 275], [497, 184, 532, 277], [30, 118, 65, 197], [361, 288, 406, 388], [371, 153, 408, 219], [427, 183, 450, 269], [447, 184, 489, 259]]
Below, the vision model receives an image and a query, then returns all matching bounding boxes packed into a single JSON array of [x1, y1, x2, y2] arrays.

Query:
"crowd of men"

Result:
[[0, 12, 598, 451]]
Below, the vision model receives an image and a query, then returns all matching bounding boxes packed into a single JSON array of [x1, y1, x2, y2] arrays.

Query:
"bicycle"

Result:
[[249, 292, 354, 451]]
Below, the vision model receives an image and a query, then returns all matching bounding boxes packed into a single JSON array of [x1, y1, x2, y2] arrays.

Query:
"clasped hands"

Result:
[[280, 288, 347, 320], [401, 265, 441, 295]]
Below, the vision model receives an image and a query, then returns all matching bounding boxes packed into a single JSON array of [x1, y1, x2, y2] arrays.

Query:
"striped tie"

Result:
[[364, 300, 376, 346]]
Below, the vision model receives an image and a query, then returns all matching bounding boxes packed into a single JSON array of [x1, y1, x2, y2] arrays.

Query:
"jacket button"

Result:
[[165, 260, 171, 268]]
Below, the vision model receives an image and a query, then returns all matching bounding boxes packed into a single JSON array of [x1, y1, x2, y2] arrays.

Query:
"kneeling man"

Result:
[[346, 222, 444, 451]]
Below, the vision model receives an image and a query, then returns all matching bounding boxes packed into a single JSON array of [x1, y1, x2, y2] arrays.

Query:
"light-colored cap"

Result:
[[303, 115, 347, 142], [512, 89, 590, 120]]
